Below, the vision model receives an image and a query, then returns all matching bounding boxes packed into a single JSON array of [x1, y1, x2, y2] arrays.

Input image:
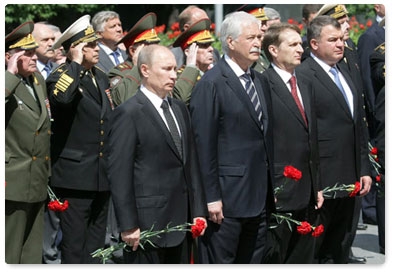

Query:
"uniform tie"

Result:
[[289, 75, 308, 126], [241, 73, 264, 130], [161, 100, 183, 158]]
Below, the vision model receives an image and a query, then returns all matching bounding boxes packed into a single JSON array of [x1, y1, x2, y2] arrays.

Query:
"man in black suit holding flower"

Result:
[[107, 44, 207, 264], [260, 23, 323, 264]]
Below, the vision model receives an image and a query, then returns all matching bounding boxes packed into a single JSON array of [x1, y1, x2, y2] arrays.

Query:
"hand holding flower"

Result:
[[359, 175, 372, 197], [121, 227, 140, 251]]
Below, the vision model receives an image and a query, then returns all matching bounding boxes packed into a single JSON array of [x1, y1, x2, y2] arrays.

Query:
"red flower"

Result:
[[170, 22, 180, 32], [283, 165, 302, 181], [312, 224, 324, 237], [191, 218, 206, 239], [376, 175, 381, 182], [366, 19, 373, 28], [370, 147, 378, 155], [48, 200, 69, 212], [296, 221, 312, 235], [348, 181, 361, 197], [155, 24, 166, 34]]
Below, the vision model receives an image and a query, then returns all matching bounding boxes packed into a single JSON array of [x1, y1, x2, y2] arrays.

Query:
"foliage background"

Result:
[[5, 4, 376, 49]]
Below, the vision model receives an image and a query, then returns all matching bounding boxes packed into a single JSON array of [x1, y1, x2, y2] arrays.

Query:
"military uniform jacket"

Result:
[[109, 58, 200, 107], [5, 71, 51, 202], [46, 61, 113, 191]]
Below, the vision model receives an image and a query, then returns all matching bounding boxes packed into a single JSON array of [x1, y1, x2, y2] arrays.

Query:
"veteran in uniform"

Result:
[[172, 18, 215, 105], [46, 15, 113, 263], [109, 12, 201, 107], [5, 21, 52, 264]]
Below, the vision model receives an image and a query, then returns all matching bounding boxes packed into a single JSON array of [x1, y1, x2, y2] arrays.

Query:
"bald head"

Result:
[[179, 5, 209, 31]]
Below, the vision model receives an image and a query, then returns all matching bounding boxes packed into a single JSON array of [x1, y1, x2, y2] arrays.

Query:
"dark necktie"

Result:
[[329, 66, 351, 110], [111, 51, 120, 65], [289, 75, 308, 126], [161, 100, 183, 158], [241, 73, 264, 130]]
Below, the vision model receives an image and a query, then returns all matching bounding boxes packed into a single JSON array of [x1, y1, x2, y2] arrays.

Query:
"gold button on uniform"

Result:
[[99, 152, 103, 157], [32, 156, 37, 161], [100, 130, 104, 136]]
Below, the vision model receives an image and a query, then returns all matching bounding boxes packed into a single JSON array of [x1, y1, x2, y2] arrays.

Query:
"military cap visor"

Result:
[[5, 21, 38, 51], [237, 4, 269, 21], [317, 4, 349, 19], [118, 12, 160, 49], [52, 15, 99, 50], [173, 18, 214, 50]]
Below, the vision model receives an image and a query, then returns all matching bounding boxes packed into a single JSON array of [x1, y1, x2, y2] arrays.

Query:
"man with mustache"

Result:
[[189, 11, 275, 263], [46, 15, 114, 263]]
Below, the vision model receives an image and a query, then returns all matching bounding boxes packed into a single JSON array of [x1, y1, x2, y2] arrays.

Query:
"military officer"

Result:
[[46, 15, 113, 263], [109, 12, 201, 107], [172, 18, 215, 105], [5, 21, 52, 264]]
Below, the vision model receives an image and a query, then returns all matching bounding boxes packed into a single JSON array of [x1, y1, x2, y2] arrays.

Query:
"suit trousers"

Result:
[[123, 236, 191, 264], [5, 200, 45, 264], [198, 209, 267, 263], [315, 197, 355, 263], [55, 188, 110, 264], [263, 205, 318, 264]]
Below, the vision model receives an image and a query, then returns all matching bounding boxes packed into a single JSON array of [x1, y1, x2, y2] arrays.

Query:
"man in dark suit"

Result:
[[92, 10, 127, 73], [5, 21, 52, 264], [316, 4, 370, 263], [260, 23, 323, 264], [46, 15, 114, 263], [107, 44, 207, 264], [297, 15, 372, 264], [189, 11, 275, 263]]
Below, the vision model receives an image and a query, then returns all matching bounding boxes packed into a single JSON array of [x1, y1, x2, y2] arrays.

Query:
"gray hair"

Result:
[[220, 11, 261, 55], [264, 7, 281, 20], [307, 15, 341, 44], [91, 10, 120, 32]]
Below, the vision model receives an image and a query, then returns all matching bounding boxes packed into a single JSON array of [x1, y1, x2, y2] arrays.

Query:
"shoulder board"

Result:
[[52, 63, 67, 74], [118, 62, 133, 71], [374, 43, 385, 54], [94, 65, 106, 74]]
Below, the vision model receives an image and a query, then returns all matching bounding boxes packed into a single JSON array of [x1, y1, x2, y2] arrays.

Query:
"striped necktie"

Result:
[[241, 73, 264, 130]]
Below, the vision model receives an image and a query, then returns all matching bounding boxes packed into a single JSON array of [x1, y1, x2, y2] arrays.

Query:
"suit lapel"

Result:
[[220, 60, 264, 132], [309, 58, 352, 119], [268, 69, 307, 128], [31, 74, 49, 130], [15, 80, 40, 115]]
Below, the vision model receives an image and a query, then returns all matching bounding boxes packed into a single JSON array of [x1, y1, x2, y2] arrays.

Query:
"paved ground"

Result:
[[352, 223, 385, 264]]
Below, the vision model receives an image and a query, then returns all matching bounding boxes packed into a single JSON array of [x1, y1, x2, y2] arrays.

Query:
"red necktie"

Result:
[[290, 75, 307, 126]]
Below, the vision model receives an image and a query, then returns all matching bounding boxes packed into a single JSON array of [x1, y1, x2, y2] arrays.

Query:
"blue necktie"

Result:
[[111, 51, 120, 65], [43, 63, 52, 79], [329, 66, 350, 109], [241, 73, 264, 130]]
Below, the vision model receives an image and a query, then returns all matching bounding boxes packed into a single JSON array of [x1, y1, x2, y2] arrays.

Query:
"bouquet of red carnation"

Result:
[[322, 181, 361, 198], [272, 212, 324, 238], [274, 165, 302, 196], [47, 186, 69, 212]]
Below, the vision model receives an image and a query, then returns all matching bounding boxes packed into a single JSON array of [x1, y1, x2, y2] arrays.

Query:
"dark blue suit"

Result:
[[190, 56, 275, 263]]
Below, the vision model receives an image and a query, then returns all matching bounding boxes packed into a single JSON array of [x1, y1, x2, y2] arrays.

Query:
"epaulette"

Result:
[[177, 66, 185, 76], [52, 63, 67, 74], [117, 62, 133, 71], [374, 43, 385, 54], [52, 64, 74, 96]]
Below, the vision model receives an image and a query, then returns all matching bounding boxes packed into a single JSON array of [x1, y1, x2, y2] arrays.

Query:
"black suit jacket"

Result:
[[189, 56, 275, 218], [47, 61, 113, 191], [261, 67, 321, 211], [107, 91, 207, 248], [297, 57, 370, 198]]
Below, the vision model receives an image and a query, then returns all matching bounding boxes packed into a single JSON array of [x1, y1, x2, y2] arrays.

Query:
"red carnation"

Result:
[[296, 221, 312, 235], [191, 218, 206, 239], [370, 147, 378, 155], [48, 200, 69, 212], [283, 165, 302, 181], [312, 224, 324, 237], [376, 175, 381, 182], [348, 181, 361, 197]]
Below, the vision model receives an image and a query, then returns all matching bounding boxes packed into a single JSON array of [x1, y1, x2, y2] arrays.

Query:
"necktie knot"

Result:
[[161, 100, 170, 110], [289, 75, 297, 89], [329, 66, 339, 77]]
